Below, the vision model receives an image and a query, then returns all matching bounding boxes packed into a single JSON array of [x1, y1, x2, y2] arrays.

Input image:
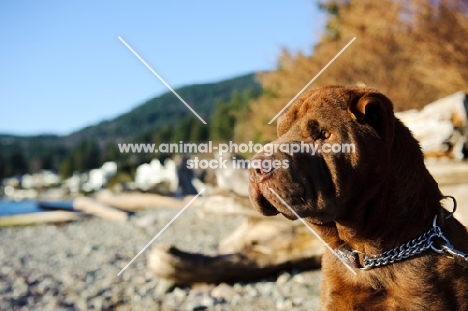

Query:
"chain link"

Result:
[[361, 221, 442, 270]]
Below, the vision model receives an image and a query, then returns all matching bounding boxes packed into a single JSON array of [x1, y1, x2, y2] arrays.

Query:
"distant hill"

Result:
[[0, 72, 262, 176], [66, 72, 261, 145]]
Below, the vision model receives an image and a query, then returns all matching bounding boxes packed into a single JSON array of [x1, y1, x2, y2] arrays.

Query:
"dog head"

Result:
[[249, 86, 396, 225]]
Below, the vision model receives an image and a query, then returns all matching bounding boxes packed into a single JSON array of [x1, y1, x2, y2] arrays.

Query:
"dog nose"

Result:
[[250, 153, 276, 181]]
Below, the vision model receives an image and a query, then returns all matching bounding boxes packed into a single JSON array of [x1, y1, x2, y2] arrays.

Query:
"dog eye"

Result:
[[320, 129, 331, 139]]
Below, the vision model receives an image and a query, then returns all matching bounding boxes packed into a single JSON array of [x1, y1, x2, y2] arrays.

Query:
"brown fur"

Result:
[[249, 86, 468, 310]]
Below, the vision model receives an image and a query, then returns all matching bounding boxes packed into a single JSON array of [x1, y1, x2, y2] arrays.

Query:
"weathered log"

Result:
[[95, 193, 194, 211], [148, 218, 323, 284], [426, 161, 468, 184], [0, 211, 85, 227], [195, 194, 270, 218], [396, 91, 468, 159], [73, 197, 128, 222], [96, 191, 263, 217]]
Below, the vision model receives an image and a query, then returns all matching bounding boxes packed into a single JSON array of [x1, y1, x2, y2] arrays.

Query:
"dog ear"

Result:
[[276, 112, 291, 137], [348, 92, 395, 142]]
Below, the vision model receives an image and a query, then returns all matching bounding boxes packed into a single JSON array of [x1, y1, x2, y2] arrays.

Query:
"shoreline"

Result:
[[0, 207, 322, 310]]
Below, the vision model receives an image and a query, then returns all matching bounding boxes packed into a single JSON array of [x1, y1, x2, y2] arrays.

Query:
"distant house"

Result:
[[21, 170, 60, 189], [134, 158, 178, 192], [81, 161, 117, 192], [62, 173, 83, 195]]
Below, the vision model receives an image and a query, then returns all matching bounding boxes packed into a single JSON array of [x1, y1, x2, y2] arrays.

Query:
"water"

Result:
[[0, 200, 74, 217]]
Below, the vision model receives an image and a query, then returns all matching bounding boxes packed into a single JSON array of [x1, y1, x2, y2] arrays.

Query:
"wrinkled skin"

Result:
[[249, 86, 468, 310]]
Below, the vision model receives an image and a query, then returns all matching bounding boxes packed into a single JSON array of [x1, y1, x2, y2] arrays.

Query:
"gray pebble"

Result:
[[155, 278, 176, 295], [276, 271, 291, 284], [210, 283, 237, 299], [277, 296, 293, 310]]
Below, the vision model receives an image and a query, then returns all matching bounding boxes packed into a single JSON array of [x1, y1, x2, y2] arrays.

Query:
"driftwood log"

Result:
[[73, 197, 129, 222], [95, 192, 194, 211], [396, 91, 468, 159], [426, 161, 468, 184], [148, 217, 323, 284], [0, 211, 86, 227]]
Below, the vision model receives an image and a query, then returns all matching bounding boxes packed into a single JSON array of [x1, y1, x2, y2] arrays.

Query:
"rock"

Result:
[[90, 296, 104, 309], [135, 214, 159, 227], [245, 284, 259, 297], [232, 282, 243, 292], [75, 297, 88, 311], [255, 281, 276, 297], [277, 271, 291, 284], [230, 294, 242, 306], [292, 272, 306, 283], [145, 271, 154, 282], [137, 284, 149, 296], [210, 283, 237, 299], [292, 296, 305, 305], [0, 280, 9, 294], [13, 276, 28, 296], [277, 297, 293, 310], [155, 278, 176, 295], [36, 278, 54, 295], [172, 286, 188, 301], [163, 294, 178, 309], [190, 283, 215, 296], [201, 295, 215, 307]]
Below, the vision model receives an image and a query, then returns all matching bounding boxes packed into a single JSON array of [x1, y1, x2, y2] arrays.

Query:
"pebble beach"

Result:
[[0, 207, 322, 310]]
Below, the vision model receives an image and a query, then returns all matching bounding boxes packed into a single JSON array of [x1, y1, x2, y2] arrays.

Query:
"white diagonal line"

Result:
[[117, 188, 206, 276], [268, 37, 356, 124], [118, 36, 207, 124], [268, 188, 357, 275]]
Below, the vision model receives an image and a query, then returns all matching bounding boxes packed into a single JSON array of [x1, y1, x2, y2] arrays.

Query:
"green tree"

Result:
[[59, 157, 74, 179], [210, 90, 256, 142], [189, 116, 208, 142], [76, 140, 101, 171], [41, 153, 53, 170], [59, 140, 101, 177], [0, 153, 5, 180], [210, 99, 234, 141], [172, 117, 192, 142], [5, 149, 28, 177], [152, 125, 175, 161], [102, 143, 121, 163], [153, 124, 174, 145]]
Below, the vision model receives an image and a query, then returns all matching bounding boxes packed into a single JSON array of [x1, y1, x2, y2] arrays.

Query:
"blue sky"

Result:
[[0, 1, 325, 135]]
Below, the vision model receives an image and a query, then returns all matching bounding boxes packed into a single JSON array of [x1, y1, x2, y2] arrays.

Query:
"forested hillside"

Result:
[[68, 73, 261, 144]]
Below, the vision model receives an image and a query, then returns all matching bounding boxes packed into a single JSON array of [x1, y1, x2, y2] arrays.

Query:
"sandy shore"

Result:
[[0, 207, 322, 310]]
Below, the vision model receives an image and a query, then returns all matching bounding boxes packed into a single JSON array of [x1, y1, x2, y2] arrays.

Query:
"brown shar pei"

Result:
[[249, 86, 468, 310]]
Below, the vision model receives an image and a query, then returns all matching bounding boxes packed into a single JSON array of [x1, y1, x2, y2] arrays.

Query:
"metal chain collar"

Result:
[[336, 213, 468, 270], [360, 217, 443, 270]]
